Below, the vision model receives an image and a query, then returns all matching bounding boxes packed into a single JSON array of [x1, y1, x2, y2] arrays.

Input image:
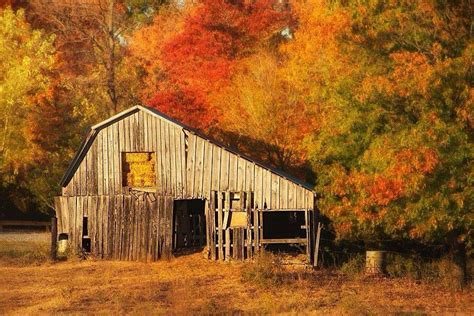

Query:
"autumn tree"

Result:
[[130, 0, 290, 130], [28, 0, 165, 121], [289, 0, 472, 261], [218, 50, 315, 175], [0, 7, 58, 212]]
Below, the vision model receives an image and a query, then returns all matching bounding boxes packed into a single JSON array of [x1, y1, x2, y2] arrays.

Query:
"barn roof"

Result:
[[60, 105, 315, 192]]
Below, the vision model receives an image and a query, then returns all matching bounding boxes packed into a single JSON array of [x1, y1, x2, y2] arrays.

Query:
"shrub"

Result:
[[241, 252, 283, 287], [340, 254, 365, 277], [0, 241, 50, 266], [386, 253, 466, 290]]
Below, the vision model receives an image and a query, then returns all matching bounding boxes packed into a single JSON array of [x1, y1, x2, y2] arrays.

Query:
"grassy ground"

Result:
[[0, 233, 472, 315]]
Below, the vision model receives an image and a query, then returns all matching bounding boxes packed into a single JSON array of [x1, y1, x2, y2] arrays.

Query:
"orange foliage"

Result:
[[134, 0, 290, 131]]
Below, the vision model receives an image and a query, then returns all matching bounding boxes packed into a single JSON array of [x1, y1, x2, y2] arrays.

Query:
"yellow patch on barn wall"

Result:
[[122, 152, 156, 188], [230, 212, 247, 228]]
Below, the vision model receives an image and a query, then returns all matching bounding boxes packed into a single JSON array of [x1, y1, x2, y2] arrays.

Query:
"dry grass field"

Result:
[[0, 233, 472, 315]]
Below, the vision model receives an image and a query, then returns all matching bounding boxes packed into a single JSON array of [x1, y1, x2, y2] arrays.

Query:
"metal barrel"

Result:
[[365, 250, 386, 274]]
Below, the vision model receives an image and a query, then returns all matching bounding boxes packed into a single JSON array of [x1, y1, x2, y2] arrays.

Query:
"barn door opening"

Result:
[[173, 199, 206, 253], [261, 210, 307, 254]]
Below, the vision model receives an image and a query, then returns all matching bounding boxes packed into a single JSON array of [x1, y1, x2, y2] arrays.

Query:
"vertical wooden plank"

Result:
[[108, 196, 115, 259], [135, 195, 141, 260], [254, 166, 262, 209], [54, 197, 62, 233], [103, 196, 110, 258], [97, 131, 103, 195], [88, 197, 95, 257], [174, 128, 183, 197], [263, 170, 271, 209], [108, 125, 115, 195], [280, 179, 287, 209], [228, 152, 236, 191], [166, 196, 173, 258], [271, 173, 278, 209], [91, 141, 98, 194], [259, 207, 263, 252], [220, 150, 230, 191], [155, 118, 163, 195], [67, 197, 75, 252], [246, 191, 253, 259], [180, 130, 187, 197], [225, 191, 231, 260], [168, 124, 176, 196], [113, 195, 119, 260], [237, 158, 245, 191], [76, 197, 83, 254], [241, 228, 245, 259], [194, 137, 204, 198], [85, 147, 92, 195], [217, 191, 224, 260], [254, 207, 260, 253], [165, 122, 172, 195], [138, 195, 144, 260], [245, 161, 253, 192], [208, 192, 216, 260], [233, 228, 245, 261], [304, 210, 312, 263], [314, 217, 321, 268], [143, 111, 149, 151], [114, 123, 121, 193], [102, 130, 109, 195], [124, 195, 131, 260], [150, 194, 157, 261], [211, 145, 220, 192], [203, 141, 213, 200], [132, 112, 140, 152], [186, 134, 197, 197]]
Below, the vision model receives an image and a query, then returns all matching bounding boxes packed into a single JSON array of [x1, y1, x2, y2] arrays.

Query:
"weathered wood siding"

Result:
[[54, 194, 174, 261], [62, 109, 314, 209]]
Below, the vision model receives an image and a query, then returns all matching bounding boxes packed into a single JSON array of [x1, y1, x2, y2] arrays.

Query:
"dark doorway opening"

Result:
[[82, 216, 91, 253], [173, 199, 206, 254], [262, 210, 307, 254], [263, 211, 306, 239]]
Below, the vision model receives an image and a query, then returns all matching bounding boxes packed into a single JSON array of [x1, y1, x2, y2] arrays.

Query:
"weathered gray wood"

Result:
[[314, 216, 322, 268], [261, 238, 308, 244], [254, 208, 260, 253], [220, 149, 230, 191], [225, 191, 231, 260], [209, 192, 216, 260], [217, 191, 224, 260], [246, 191, 252, 259]]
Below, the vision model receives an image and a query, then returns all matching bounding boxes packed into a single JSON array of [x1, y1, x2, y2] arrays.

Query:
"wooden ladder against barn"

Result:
[[206, 190, 319, 265]]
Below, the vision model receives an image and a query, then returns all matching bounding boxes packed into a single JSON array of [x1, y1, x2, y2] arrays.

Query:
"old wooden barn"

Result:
[[54, 105, 318, 263]]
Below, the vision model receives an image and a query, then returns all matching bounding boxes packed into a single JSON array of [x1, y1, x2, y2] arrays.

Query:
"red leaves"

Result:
[[150, 0, 290, 131], [148, 87, 218, 131]]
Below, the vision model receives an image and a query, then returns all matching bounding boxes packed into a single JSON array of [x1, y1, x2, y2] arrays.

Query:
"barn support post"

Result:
[[51, 217, 58, 261]]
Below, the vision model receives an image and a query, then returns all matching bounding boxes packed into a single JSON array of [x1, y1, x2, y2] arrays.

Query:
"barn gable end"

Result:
[[61, 105, 315, 210]]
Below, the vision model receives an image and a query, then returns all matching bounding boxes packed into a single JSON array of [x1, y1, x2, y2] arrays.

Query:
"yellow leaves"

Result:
[[0, 7, 56, 173]]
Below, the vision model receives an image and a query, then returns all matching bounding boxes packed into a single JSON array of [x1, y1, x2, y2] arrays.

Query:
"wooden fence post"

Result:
[[51, 217, 58, 261], [314, 222, 322, 268]]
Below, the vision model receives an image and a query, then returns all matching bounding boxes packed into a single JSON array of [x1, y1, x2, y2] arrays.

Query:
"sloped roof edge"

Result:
[[60, 105, 315, 192]]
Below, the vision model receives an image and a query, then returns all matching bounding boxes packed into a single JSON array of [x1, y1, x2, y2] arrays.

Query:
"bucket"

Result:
[[57, 233, 69, 258], [366, 250, 386, 274]]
